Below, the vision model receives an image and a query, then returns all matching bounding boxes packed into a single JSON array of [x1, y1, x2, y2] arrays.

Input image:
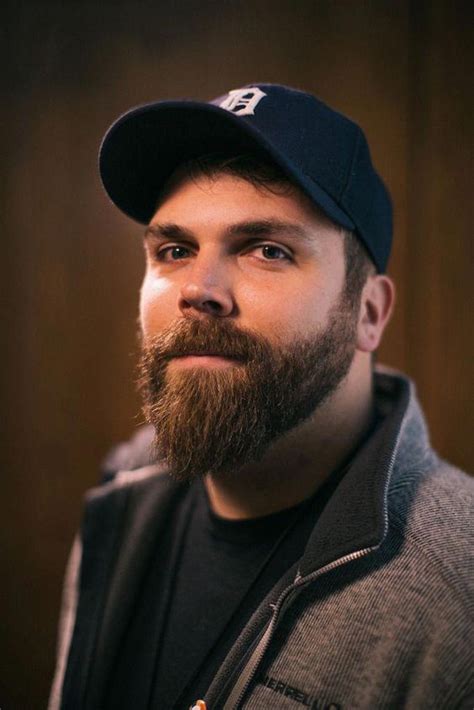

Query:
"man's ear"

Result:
[[356, 275, 395, 352]]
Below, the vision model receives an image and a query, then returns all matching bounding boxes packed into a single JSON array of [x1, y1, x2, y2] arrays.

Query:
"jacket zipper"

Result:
[[222, 545, 378, 710], [221, 441, 397, 710]]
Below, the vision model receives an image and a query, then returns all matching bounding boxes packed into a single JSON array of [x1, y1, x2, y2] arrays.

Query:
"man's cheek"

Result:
[[139, 274, 175, 335]]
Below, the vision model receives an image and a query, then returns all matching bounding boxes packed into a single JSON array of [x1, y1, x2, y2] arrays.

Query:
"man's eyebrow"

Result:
[[144, 223, 193, 241], [145, 220, 313, 242], [226, 219, 313, 242]]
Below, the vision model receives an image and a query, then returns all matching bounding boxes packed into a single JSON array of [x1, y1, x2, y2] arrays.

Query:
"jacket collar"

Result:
[[100, 366, 434, 580], [100, 366, 434, 581], [299, 366, 434, 577]]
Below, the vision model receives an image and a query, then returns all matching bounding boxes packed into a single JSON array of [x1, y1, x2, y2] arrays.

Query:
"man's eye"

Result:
[[157, 245, 191, 261], [256, 244, 291, 261]]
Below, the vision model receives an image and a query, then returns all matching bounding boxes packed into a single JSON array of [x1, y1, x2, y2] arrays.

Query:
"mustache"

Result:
[[139, 317, 272, 363]]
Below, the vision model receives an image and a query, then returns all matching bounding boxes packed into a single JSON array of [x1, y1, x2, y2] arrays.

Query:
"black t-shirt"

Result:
[[105, 471, 344, 709]]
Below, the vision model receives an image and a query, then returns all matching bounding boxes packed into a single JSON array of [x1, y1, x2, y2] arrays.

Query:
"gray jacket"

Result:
[[49, 368, 474, 709]]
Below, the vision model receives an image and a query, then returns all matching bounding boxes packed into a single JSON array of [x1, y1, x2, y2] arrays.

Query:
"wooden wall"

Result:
[[1, 1, 472, 706]]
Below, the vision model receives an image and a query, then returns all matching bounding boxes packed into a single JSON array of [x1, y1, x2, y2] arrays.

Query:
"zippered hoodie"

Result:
[[49, 367, 474, 709]]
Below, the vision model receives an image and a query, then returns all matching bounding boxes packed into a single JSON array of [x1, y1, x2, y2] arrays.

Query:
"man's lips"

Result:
[[166, 349, 246, 360], [167, 352, 243, 369]]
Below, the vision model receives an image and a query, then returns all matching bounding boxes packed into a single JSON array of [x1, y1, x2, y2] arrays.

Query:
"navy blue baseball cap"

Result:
[[99, 83, 393, 272]]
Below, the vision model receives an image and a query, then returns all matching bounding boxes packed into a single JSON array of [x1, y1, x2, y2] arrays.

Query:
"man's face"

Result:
[[138, 173, 359, 480]]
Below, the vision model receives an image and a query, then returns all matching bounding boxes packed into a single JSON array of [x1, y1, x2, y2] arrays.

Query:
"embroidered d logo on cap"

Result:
[[219, 87, 267, 115], [99, 83, 393, 272]]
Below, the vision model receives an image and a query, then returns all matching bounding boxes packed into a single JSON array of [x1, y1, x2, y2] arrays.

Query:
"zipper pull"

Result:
[[190, 700, 207, 710]]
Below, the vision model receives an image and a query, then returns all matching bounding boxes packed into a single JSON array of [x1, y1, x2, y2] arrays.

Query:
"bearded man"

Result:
[[49, 84, 473, 710]]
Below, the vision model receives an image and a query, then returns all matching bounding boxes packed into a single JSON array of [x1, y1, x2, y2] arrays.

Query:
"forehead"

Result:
[[151, 172, 341, 234]]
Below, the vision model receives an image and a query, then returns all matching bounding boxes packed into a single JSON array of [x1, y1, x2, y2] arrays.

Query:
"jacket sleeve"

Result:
[[48, 536, 82, 710]]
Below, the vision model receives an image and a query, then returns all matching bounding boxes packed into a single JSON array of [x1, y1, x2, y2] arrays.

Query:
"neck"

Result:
[[204, 354, 375, 519]]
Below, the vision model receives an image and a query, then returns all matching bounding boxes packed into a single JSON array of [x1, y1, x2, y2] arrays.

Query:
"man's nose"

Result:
[[178, 254, 235, 318]]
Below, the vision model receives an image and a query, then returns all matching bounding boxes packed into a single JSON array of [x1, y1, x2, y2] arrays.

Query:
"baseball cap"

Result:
[[99, 83, 392, 272]]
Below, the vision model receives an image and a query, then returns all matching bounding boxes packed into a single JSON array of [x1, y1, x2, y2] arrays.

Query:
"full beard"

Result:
[[136, 299, 357, 482]]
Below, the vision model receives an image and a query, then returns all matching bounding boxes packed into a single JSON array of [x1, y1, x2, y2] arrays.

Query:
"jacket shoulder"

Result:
[[99, 424, 155, 482], [390, 458, 474, 603]]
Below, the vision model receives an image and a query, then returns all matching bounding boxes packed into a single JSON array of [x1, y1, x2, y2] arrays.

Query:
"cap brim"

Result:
[[99, 101, 355, 230]]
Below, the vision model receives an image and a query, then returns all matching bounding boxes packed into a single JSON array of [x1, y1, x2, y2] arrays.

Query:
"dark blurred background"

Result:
[[1, 0, 473, 707]]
